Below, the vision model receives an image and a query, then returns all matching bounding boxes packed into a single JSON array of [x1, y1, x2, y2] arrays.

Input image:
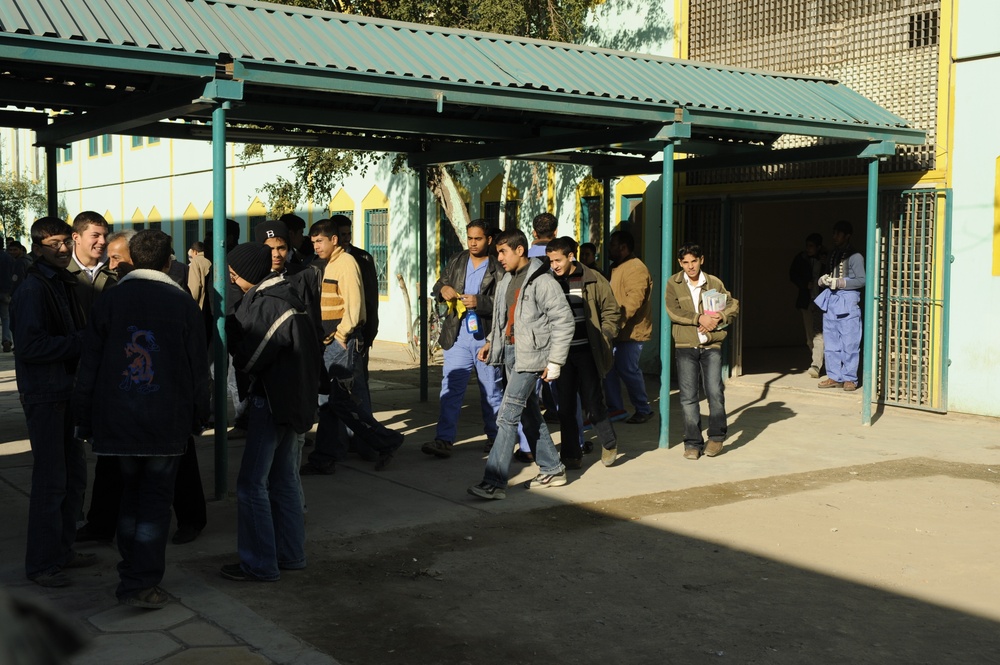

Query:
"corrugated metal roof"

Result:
[[0, 0, 915, 132]]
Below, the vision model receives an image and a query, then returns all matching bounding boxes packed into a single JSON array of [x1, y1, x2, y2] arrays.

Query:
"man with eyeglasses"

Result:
[[10, 217, 95, 587]]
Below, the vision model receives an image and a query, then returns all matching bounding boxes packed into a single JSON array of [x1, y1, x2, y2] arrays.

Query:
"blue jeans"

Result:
[[436, 332, 502, 443], [603, 341, 651, 415], [483, 345, 564, 489], [676, 347, 727, 448], [23, 401, 86, 579], [237, 396, 306, 580], [116, 455, 180, 597]]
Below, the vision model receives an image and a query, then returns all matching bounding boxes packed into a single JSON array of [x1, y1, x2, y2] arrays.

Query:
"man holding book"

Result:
[[664, 243, 739, 460]]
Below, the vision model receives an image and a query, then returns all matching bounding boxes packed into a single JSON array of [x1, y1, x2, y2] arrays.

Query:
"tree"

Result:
[[0, 171, 46, 241], [240, 0, 599, 244]]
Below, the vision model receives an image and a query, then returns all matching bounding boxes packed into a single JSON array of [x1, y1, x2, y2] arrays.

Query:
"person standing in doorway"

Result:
[[815, 220, 865, 392], [789, 233, 826, 378]]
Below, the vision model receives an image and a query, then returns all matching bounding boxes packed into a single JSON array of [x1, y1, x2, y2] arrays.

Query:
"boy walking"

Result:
[[468, 230, 574, 500]]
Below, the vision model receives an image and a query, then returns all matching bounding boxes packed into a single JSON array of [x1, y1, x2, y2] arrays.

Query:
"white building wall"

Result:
[[947, 0, 1000, 416]]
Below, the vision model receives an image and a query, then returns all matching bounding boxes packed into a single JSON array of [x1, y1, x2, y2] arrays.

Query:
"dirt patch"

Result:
[[186, 458, 1000, 664]]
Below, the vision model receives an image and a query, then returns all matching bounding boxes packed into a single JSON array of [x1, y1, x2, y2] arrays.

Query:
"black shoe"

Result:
[[421, 439, 453, 458], [563, 457, 583, 470], [467, 481, 506, 500], [625, 411, 655, 424], [220, 563, 274, 582], [513, 449, 535, 464], [172, 526, 201, 545], [299, 461, 336, 475], [582, 441, 594, 455], [1, 341, 11, 353], [76, 524, 114, 544], [30, 570, 71, 588]]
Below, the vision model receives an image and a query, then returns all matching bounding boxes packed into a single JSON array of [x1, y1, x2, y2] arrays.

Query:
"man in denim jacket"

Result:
[[11, 218, 92, 587], [468, 230, 574, 500]]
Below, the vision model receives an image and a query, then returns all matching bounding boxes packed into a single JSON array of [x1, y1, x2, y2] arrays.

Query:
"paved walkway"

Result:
[[0, 341, 997, 664]]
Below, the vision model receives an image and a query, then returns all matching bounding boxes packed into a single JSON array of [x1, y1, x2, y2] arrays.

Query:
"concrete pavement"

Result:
[[0, 341, 998, 664]]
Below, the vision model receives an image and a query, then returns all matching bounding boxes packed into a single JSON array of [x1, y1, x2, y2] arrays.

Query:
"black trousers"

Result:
[[85, 437, 206, 538], [556, 347, 615, 461]]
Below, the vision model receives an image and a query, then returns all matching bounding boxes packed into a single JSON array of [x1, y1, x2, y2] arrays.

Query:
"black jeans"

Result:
[[116, 455, 180, 597], [556, 347, 617, 461], [23, 400, 86, 579], [85, 438, 206, 537]]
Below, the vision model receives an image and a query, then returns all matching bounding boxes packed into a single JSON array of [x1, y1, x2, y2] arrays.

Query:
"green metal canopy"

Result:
[[0, 0, 926, 486], [0, 0, 924, 167]]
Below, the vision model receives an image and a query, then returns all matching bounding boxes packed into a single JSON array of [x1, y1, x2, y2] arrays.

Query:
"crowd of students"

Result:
[[7, 207, 741, 609]]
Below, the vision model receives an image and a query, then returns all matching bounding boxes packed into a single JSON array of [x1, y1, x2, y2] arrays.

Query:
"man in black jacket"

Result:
[[221, 242, 321, 582], [74, 230, 209, 608], [12, 218, 91, 588], [421, 219, 504, 458]]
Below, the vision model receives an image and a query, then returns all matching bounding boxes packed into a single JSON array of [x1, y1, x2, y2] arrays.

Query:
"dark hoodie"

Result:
[[229, 273, 321, 434]]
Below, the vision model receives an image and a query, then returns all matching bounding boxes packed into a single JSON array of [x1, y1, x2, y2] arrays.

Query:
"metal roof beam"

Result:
[[407, 123, 675, 167], [36, 81, 217, 146], [129, 121, 424, 153], [0, 109, 48, 130], [683, 108, 926, 145], [0, 79, 130, 110], [220, 102, 533, 141]]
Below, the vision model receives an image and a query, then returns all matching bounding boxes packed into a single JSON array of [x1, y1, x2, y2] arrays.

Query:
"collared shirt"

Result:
[[72, 253, 105, 283], [684, 271, 709, 345]]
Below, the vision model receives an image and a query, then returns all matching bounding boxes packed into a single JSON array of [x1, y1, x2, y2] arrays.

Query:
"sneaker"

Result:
[[467, 482, 506, 500], [807, 365, 820, 378], [818, 378, 843, 389], [563, 457, 582, 470], [524, 470, 568, 489], [119, 586, 171, 609], [601, 444, 617, 467], [704, 440, 724, 457], [299, 461, 336, 476], [608, 409, 628, 423], [683, 446, 701, 460], [625, 410, 654, 424], [421, 438, 453, 459], [843, 381, 857, 392], [220, 563, 274, 582], [30, 570, 71, 588], [63, 552, 98, 569], [171, 526, 201, 545]]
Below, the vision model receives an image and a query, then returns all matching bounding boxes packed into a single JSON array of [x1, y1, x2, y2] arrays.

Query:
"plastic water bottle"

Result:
[[465, 310, 480, 334]]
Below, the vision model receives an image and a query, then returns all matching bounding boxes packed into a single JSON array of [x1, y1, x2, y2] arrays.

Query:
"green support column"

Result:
[[658, 142, 676, 448], [418, 167, 429, 402], [212, 101, 230, 498], [861, 156, 879, 425], [45, 146, 58, 217]]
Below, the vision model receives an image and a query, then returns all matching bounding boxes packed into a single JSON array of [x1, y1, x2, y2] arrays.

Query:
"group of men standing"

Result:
[[9, 210, 395, 607]]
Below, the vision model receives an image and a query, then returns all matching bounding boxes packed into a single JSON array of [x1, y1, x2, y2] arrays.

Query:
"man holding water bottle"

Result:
[[421, 219, 504, 458], [665, 243, 739, 461]]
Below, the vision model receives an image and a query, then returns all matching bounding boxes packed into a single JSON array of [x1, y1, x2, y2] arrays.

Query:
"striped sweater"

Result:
[[319, 246, 366, 345]]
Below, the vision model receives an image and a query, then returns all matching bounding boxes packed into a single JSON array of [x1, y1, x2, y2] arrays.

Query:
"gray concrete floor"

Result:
[[0, 341, 997, 664]]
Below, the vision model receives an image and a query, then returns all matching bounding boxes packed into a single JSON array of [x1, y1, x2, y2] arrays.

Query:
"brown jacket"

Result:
[[665, 270, 739, 349], [609, 254, 652, 342]]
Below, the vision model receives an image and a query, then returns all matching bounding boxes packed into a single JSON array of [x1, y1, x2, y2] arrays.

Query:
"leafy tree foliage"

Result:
[[241, 0, 598, 220], [0, 171, 46, 241]]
